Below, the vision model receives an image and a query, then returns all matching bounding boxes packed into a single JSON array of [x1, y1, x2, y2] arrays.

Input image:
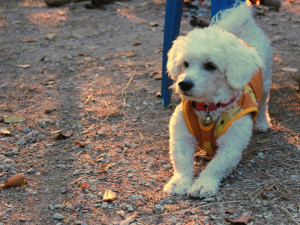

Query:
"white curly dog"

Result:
[[164, 3, 273, 198]]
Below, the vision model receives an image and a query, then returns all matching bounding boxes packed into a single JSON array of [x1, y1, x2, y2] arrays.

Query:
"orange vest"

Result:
[[182, 70, 263, 156]]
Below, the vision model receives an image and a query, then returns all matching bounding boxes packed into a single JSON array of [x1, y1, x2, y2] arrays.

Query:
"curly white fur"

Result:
[[164, 3, 273, 198]]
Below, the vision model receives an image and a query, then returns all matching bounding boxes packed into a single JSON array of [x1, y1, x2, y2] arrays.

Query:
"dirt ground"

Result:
[[0, 0, 299, 224]]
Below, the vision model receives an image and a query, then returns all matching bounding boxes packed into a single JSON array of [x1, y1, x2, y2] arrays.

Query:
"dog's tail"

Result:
[[212, 1, 254, 36]]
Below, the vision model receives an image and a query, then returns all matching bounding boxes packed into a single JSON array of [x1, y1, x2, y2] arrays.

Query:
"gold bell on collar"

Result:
[[202, 113, 213, 126]]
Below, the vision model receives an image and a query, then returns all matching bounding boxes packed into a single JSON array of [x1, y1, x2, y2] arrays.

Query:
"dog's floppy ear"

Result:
[[225, 40, 264, 89], [167, 36, 185, 80]]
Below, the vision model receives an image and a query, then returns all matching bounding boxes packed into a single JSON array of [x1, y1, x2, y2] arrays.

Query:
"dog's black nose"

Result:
[[178, 80, 194, 91]]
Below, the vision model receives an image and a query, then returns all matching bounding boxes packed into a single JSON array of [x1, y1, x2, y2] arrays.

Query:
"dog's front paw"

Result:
[[188, 177, 219, 198], [163, 175, 192, 196]]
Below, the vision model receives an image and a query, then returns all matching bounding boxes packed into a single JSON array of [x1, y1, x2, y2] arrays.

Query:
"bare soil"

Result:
[[0, 0, 299, 224]]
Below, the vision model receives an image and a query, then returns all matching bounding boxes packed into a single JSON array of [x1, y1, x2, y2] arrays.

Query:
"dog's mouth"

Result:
[[180, 90, 213, 103], [180, 91, 201, 102]]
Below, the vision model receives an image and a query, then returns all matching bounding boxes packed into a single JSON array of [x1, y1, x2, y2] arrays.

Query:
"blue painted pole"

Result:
[[161, 0, 184, 107], [211, 0, 245, 18]]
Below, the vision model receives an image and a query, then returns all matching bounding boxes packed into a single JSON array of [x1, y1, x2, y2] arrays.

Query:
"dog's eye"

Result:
[[183, 61, 189, 68], [204, 62, 217, 71]]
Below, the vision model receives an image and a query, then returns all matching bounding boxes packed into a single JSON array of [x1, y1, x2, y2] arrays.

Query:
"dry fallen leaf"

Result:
[[225, 208, 235, 214], [75, 141, 88, 148], [103, 189, 117, 202], [4, 114, 26, 123], [99, 162, 111, 173], [115, 51, 137, 58], [42, 79, 56, 86], [264, 184, 275, 191], [62, 130, 73, 137], [80, 183, 90, 190], [54, 130, 73, 140], [125, 51, 137, 57], [0, 128, 11, 135], [225, 214, 251, 224], [50, 130, 63, 134], [149, 22, 159, 26], [154, 75, 162, 80], [133, 42, 142, 46], [57, 10, 65, 15], [17, 64, 31, 69], [1, 173, 28, 190], [45, 33, 57, 40]]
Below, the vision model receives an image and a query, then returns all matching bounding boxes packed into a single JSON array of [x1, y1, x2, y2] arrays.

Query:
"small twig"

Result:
[[142, 120, 152, 127], [274, 204, 300, 225], [250, 187, 265, 202], [121, 75, 135, 109], [139, 132, 144, 140], [99, 115, 109, 126], [83, 94, 93, 104]]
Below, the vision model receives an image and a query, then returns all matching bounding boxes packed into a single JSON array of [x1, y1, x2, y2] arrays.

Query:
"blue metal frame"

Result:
[[161, 0, 245, 107], [161, 0, 184, 107], [211, 0, 241, 18]]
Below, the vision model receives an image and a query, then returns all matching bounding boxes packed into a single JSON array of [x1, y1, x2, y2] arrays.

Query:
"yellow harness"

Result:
[[182, 70, 263, 155]]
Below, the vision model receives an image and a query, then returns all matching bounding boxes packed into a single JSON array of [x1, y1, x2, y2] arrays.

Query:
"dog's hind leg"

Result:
[[254, 93, 271, 132], [255, 45, 273, 132]]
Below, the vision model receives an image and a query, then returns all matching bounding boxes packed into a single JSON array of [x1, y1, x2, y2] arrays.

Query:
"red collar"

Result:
[[191, 95, 238, 111]]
